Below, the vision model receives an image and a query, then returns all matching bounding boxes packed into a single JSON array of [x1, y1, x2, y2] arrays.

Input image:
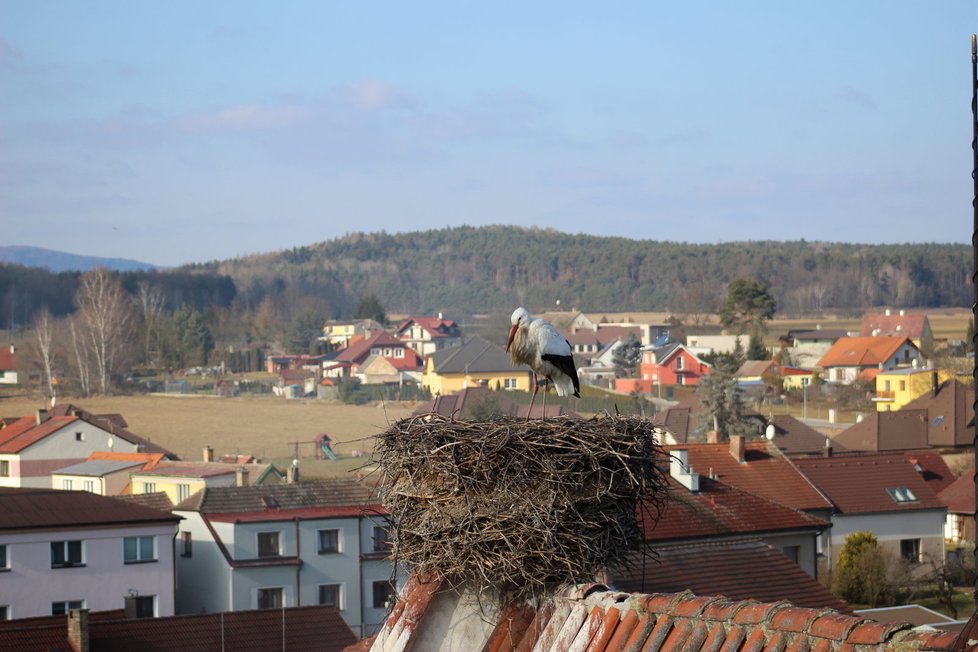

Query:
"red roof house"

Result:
[[395, 315, 462, 356], [859, 310, 933, 351], [816, 336, 922, 385], [938, 469, 975, 545], [616, 343, 711, 394], [0, 344, 17, 385]]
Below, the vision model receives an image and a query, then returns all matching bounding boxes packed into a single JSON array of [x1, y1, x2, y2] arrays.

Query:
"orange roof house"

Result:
[[859, 309, 933, 351], [816, 336, 922, 385]]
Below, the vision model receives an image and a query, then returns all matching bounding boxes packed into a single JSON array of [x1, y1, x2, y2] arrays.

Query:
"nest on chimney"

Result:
[[375, 414, 668, 600]]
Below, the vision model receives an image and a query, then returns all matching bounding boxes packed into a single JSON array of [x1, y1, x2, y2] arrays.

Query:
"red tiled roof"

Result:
[[0, 487, 180, 531], [88, 451, 165, 469], [663, 442, 831, 513], [613, 538, 849, 612], [335, 331, 406, 364], [792, 453, 946, 515], [816, 336, 913, 368], [396, 316, 460, 338], [859, 312, 928, 339], [938, 469, 975, 515], [768, 414, 827, 455], [0, 605, 356, 652], [0, 415, 80, 453], [368, 576, 956, 651], [645, 477, 829, 542]]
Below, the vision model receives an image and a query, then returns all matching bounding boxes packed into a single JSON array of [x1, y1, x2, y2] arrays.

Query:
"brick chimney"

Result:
[[823, 438, 833, 457], [36, 408, 49, 425], [236, 466, 250, 487], [706, 430, 719, 444], [729, 435, 745, 463], [203, 446, 214, 463], [68, 609, 90, 652]]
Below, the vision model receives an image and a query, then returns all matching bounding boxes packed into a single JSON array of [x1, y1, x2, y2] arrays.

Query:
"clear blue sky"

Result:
[[1, 2, 975, 266]]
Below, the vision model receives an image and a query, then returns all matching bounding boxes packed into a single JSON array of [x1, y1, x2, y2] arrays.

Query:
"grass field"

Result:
[[0, 393, 420, 475], [765, 308, 972, 345]]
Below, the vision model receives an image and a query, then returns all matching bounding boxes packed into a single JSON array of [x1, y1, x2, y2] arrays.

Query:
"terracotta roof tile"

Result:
[[816, 336, 914, 369], [792, 453, 945, 515], [938, 469, 975, 514], [663, 442, 831, 513], [0, 487, 180, 531], [368, 581, 958, 651], [859, 312, 928, 339], [0, 605, 356, 651], [614, 539, 849, 613]]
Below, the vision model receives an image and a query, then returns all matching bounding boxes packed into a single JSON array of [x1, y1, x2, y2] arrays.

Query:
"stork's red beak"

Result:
[[505, 324, 518, 352]]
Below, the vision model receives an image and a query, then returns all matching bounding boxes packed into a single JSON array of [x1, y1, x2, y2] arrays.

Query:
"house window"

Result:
[[900, 538, 922, 563], [142, 482, 156, 494], [51, 540, 83, 567], [317, 529, 340, 554], [318, 584, 342, 609], [75, 431, 84, 442], [258, 531, 281, 557], [62, 479, 73, 490], [52, 600, 84, 615], [801, 377, 810, 386], [883, 380, 891, 391], [677, 375, 685, 386], [384, 348, 392, 357], [177, 483, 191, 502], [394, 348, 405, 358], [124, 536, 156, 563], [372, 580, 395, 609], [503, 378, 517, 389], [131, 595, 155, 618], [886, 487, 918, 503], [83, 480, 95, 493], [0, 460, 8, 477], [675, 356, 683, 370], [0, 606, 7, 620], [372, 526, 391, 553], [257, 588, 283, 609], [781, 545, 800, 564], [899, 380, 906, 391], [0, 544, 7, 570], [181, 532, 192, 557]]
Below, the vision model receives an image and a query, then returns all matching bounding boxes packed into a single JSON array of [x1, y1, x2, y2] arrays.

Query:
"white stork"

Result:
[[505, 307, 580, 419]]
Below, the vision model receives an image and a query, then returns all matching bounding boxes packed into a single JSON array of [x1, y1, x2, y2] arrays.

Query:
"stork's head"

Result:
[[505, 307, 530, 352]]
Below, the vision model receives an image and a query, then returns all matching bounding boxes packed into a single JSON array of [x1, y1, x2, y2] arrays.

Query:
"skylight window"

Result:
[[933, 416, 944, 426], [886, 487, 918, 503]]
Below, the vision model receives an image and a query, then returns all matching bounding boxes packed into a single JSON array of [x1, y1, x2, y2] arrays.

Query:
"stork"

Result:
[[505, 307, 580, 419]]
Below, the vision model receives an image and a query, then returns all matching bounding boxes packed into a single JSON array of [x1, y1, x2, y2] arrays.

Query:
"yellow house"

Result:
[[129, 461, 285, 505], [321, 319, 384, 349], [423, 336, 533, 396], [873, 368, 967, 411]]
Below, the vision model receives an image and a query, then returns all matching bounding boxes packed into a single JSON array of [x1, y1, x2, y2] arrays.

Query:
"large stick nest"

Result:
[[375, 414, 668, 599]]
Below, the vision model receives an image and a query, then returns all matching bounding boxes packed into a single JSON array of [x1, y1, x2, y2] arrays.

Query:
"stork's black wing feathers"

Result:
[[541, 352, 581, 397]]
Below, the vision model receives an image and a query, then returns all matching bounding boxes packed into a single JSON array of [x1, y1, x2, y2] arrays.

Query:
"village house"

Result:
[[832, 378, 974, 452], [129, 457, 285, 505], [0, 408, 174, 489], [51, 451, 166, 495], [422, 336, 532, 396], [0, 345, 17, 385], [394, 314, 462, 356], [872, 367, 966, 412], [860, 309, 934, 353], [616, 342, 711, 394], [323, 331, 422, 382], [172, 479, 395, 638], [792, 453, 947, 578], [939, 469, 975, 546], [320, 318, 384, 349], [0, 487, 181, 620], [816, 335, 923, 385]]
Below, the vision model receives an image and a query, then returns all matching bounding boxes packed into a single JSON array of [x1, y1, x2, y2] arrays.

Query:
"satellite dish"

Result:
[[912, 358, 919, 368], [765, 424, 776, 441], [107, 437, 114, 449]]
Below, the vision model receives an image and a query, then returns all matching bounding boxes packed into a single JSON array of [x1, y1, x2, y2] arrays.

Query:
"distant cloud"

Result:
[[538, 166, 637, 190], [836, 85, 877, 110], [344, 79, 414, 111], [177, 102, 310, 132]]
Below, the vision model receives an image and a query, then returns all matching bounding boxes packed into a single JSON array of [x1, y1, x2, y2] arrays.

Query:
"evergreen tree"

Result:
[[611, 333, 642, 377], [166, 305, 214, 368], [746, 329, 768, 361], [354, 294, 387, 325], [697, 357, 750, 439], [285, 305, 327, 354], [720, 278, 777, 335]]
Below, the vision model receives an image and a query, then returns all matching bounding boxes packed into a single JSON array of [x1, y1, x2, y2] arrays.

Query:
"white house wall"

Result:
[[0, 522, 176, 619], [173, 512, 231, 614], [829, 510, 945, 567]]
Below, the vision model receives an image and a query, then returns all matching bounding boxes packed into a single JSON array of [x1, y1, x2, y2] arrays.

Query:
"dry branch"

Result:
[[375, 414, 668, 600]]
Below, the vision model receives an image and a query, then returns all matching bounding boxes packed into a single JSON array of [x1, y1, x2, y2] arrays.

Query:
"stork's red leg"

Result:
[[541, 377, 549, 419], [527, 373, 539, 421]]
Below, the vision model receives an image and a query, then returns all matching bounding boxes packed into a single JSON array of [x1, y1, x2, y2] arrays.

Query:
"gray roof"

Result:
[[429, 336, 527, 374], [52, 459, 145, 476], [173, 478, 383, 513]]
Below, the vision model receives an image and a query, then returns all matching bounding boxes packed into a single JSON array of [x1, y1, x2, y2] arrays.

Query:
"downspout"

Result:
[[358, 515, 365, 639], [295, 517, 301, 606], [171, 529, 178, 614]]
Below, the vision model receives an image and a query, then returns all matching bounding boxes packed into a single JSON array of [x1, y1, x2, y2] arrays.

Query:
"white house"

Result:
[[0, 408, 173, 488], [0, 487, 180, 620], [793, 453, 946, 576], [173, 479, 397, 638]]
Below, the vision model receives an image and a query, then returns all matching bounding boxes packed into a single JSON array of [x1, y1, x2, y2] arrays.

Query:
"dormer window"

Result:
[[886, 487, 917, 503]]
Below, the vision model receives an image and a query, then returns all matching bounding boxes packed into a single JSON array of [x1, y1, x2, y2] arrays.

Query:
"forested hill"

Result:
[[201, 226, 971, 316]]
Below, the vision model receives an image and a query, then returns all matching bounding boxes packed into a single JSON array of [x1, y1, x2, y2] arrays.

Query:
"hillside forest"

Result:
[[0, 226, 970, 393]]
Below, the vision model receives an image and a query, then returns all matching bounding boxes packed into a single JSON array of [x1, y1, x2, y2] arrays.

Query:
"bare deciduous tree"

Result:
[[68, 316, 92, 397], [136, 281, 166, 362], [32, 308, 56, 400], [74, 267, 133, 394]]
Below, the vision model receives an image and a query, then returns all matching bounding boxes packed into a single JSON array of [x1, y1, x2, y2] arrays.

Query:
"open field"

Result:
[[0, 394, 421, 472], [765, 308, 972, 346]]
